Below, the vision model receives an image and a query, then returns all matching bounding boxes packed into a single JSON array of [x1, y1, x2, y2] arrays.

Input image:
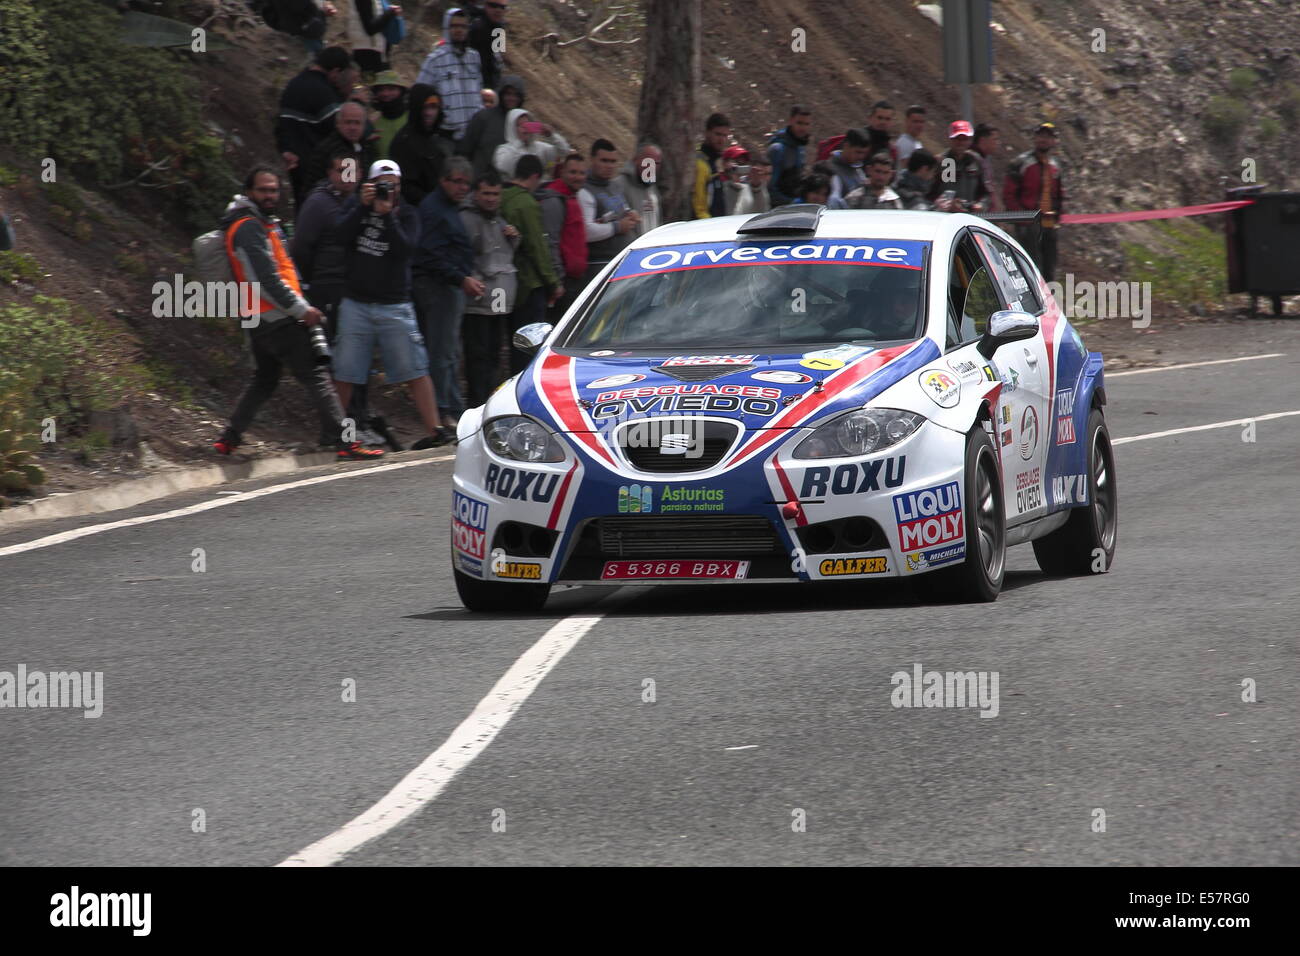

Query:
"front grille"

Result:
[[617, 418, 739, 473], [588, 515, 784, 558], [651, 363, 756, 382]]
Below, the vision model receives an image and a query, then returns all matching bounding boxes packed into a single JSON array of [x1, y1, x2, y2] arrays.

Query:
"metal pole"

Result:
[[960, 83, 973, 124]]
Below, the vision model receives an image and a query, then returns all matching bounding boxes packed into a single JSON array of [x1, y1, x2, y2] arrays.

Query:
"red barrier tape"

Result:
[[1059, 200, 1255, 224]]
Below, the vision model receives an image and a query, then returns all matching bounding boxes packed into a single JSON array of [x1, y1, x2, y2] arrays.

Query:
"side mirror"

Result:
[[977, 310, 1039, 359], [512, 322, 554, 354]]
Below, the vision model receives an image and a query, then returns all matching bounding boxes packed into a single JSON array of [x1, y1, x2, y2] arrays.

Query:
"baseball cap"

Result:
[[368, 160, 402, 180], [722, 145, 750, 161], [1035, 122, 1059, 135], [948, 120, 974, 139]]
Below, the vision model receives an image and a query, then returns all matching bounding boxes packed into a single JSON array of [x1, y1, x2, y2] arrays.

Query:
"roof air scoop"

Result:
[[736, 204, 824, 235]]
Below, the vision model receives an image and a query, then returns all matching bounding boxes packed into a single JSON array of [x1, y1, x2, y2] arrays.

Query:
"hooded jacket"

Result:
[[767, 126, 810, 207], [220, 196, 310, 327], [492, 108, 570, 181], [500, 181, 559, 301], [390, 83, 457, 207], [291, 179, 355, 290], [543, 178, 588, 279], [466, 4, 506, 90], [458, 74, 525, 179], [275, 67, 343, 167], [459, 199, 520, 315]]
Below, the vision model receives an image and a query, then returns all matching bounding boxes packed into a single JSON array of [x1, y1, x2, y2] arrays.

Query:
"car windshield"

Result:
[[561, 239, 930, 351]]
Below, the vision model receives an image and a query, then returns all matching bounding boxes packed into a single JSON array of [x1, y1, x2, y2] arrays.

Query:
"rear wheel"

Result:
[[935, 425, 1005, 602], [1033, 408, 1118, 575], [454, 568, 551, 613]]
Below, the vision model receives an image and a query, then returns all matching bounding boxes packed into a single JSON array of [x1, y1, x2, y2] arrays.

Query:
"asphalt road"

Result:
[[2, 322, 1297, 866]]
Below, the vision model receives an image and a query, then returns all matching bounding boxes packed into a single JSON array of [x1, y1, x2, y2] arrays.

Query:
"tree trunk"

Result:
[[635, 0, 701, 224]]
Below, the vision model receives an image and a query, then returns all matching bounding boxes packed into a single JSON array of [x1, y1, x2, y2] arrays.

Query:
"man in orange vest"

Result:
[[214, 166, 384, 460]]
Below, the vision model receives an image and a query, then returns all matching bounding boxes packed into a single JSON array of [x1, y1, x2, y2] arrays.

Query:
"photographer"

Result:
[[334, 161, 455, 450], [214, 166, 383, 461]]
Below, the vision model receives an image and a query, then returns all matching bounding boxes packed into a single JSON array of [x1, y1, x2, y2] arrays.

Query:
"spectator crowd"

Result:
[[215, 1, 1065, 457]]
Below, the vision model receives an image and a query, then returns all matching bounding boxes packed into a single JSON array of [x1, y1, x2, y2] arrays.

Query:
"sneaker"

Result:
[[410, 426, 456, 450], [213, 439, 237, 455], [367, 415, 404, 452], [337, 442, 386, 461]]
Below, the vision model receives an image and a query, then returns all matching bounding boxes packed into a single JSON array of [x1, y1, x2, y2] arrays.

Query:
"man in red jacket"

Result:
[[1003, 122, 1064, 282], [544, 152, 589, 323]]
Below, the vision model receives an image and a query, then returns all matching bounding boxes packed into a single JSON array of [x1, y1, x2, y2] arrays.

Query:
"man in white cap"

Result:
[[333, 159, 455, 449]]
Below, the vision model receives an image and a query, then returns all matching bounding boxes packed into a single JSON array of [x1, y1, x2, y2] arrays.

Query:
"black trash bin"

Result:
[[1225, 186, 1300, 317]]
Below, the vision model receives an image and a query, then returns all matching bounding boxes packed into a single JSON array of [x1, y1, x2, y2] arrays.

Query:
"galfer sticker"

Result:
[[586, 373, 645, 389], [752, 369, 811, 384], [661, 354, 756, 367], [611, 239, 930, 281], [919, 369, 961, 408]]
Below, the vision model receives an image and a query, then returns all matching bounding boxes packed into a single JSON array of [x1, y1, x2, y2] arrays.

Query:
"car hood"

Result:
[[511, 338, 941, 469]]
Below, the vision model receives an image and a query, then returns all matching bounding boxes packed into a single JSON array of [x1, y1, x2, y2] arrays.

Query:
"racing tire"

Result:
[[934, 425, 1005, 602], [1032, 408, 1118, 575], [454, 569, 551, 613]]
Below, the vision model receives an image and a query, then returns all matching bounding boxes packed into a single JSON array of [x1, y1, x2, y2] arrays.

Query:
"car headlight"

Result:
[[483, 416, 566, 463], [792, 408, 926, 459]]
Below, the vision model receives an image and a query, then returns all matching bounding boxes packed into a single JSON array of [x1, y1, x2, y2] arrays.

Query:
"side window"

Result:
[[975, 231, 1043, 314], [946, 233, 1004, 348]]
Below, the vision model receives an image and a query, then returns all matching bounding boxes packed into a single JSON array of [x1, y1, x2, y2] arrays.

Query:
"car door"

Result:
[[970, 229, 1052, 522]]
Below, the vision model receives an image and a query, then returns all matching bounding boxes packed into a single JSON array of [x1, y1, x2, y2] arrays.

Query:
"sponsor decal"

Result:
[[591, 382, 781, 419], [484, 464, 560, 503], [590, 350, 615, 356], [452, 491, 489, 560], [1000, 404, 1012, 425], [893, 481, 963, 551], [800, 356, 844, 371], [948, 359, 984, 384], [819, 556, 889, 576], [1002, 366, 1020, 393], [1014, 466, 1043, 514], [617, 484, 655, 513], [982, 364, 997, 381], [659, 486, 725, 512], [494, 560, 542, 580], [1051, 473, 1089, 506], [456, 554, 483, 577], [805, 343, 871, 363], [1055, 387, 1077, 445], [586, 373, 645, 389], [904, 543, 966, 572], [920, 369, 961, 408], [1001, 430, 1013, 447], [611, 239, 928, 281], [1019, 406, 1040, 461], [662, 354, 756, 367], [602, 559, 750, 580], [753, 369, 811, 385], [799, 456, 907, 497]]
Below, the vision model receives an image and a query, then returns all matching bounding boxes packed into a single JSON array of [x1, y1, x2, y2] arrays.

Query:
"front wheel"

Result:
[[1033, 408, 1118, 575], [454, 568, 551, 613], [934, 425, 1005, 602]]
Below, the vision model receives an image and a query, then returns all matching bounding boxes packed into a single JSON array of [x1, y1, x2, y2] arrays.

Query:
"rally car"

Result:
[[450, 204, 1117, 611]]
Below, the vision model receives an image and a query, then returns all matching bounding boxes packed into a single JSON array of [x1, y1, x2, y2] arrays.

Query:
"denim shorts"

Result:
[[332, 298, 429, 385]]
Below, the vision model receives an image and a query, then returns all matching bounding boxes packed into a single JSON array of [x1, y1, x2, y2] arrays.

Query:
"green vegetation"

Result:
[[1202, 95, 1249, 141], [0, 250, 43, 284], [1278, 84, 1300, 124], [1122, 219, 1227, 311], [0, 386, 46, 500], [0, 0, 237, 231], [1259, 117, 1281, 141], [1227, 67, 1259, 96]]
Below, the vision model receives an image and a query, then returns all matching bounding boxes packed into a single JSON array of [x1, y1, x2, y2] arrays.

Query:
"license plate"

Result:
[[600, 560, 750, 580]]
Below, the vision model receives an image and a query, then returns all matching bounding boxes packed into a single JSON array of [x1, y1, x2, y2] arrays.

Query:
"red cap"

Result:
[[722, 145, 750, 161], [948, 120, 974, 138]]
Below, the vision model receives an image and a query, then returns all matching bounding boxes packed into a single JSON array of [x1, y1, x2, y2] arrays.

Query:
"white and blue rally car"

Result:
[[451, 205, 1117, 611]]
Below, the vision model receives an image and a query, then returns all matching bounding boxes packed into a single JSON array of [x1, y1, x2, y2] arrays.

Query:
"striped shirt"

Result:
[[415, 44, 483, 140]]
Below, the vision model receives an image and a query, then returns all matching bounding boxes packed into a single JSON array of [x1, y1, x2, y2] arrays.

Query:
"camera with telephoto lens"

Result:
[[373, 181, 391, 200], [307, 324, 332, 365]]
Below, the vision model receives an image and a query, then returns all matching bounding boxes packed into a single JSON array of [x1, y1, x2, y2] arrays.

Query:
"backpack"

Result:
[[192, 217, 252, 285], [816, 134, 845, 163]]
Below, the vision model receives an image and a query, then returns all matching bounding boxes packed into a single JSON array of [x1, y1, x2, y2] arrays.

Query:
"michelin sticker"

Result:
[[586, 373, 645, 389], [919, 369, 961, 408], [752, 369, 811, 385]]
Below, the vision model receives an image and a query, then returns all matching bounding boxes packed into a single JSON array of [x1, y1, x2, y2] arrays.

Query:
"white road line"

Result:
[[0, 455, 453, 558], [278, 606, 618, 867], [1115, 409, 1300, 445], [725, 745, 759, 751], [1107, 353, 1285, 378]]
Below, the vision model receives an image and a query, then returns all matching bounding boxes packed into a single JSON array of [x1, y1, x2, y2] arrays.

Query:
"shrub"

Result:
[[1202, 95, 1249, 141], [1227, 67, 1258, 96]]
